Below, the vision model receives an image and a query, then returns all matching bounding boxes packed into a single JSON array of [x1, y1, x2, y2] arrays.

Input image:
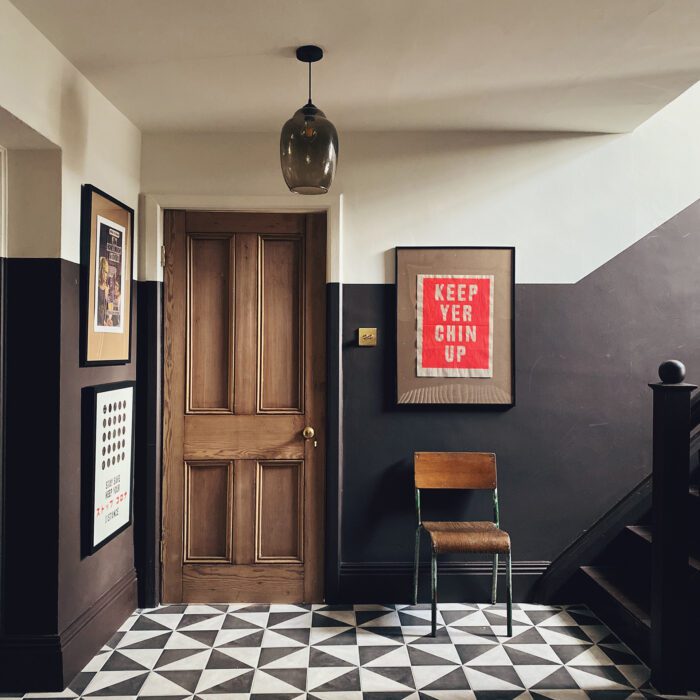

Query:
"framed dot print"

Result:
[[82, 381, 135, 555]]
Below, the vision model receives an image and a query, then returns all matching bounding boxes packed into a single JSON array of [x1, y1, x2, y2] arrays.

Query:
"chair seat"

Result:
[[423, 520, 511, 554]]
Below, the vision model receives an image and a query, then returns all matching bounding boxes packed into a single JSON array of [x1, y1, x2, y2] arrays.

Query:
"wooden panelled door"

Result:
[[162, 211, 326, 603]]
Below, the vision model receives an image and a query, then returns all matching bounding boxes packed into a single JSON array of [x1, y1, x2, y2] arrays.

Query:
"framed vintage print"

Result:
[[80, 184, 134, 366], [82, 381, 136, 555], [396, 246, 515, 406]]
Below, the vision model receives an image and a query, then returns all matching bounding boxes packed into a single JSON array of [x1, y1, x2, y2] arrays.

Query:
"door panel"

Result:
[[187, 235, 234, 413], [255, 460, 304, 562], [233, 234, 257, 415], [259, 236, 304, 413], [184, 414, 305, 460], [184, 461, 233, 562], [162, 210, 325, 603]]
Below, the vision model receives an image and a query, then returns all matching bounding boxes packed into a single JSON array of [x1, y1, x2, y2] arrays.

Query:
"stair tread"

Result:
[[627, 525, 651, 542], [581, 565, 651, 627], [625, 525, 700, 572]]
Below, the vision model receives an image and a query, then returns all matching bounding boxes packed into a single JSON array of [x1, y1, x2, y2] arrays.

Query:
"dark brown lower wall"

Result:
[[3, 259, 61, 636], [333, 198, 700, 602], [60, 569, 137, 686], [0, 259, 140, 692], [0, 569, 136, 692], [58, 259, 137, 633]]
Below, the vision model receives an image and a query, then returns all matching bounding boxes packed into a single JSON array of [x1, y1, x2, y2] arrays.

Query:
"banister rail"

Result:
[[648, 360, 695, 694], [690, 391, 700, 433]]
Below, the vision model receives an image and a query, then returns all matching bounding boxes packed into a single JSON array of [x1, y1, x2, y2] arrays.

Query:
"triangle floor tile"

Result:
[[567, 666, 633, 690], [310, 647, 355, 667], [138, 670, 200, 697], [513, 665, 564, 689], [504, 645, 561, 666], [531, 667, 580, 690], [423, 667, 471, 691], [82, 670, 148, 695], [100, 651, 149, 672], [83, 671, 149, 696], [155, 648, 210, 670], [360, 645, 402, 665], [196, 668, 254, 694], [250, 669, 305, 694], [409, 646, 459, 667], [312, 643, 360, 666], [259, 647, 310, 669], [206, 648, 253, 670], [412, 665, 467, 690], [261, 668, 308, 691], [464, 667, 524, 692], [258, 646, 304, 667], [308, 666, 361, 692], [359, 667, 416, 692], [154, 669, 204, 693]]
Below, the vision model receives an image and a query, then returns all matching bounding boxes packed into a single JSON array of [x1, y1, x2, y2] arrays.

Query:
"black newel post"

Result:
[[649, 360, 694, 694]]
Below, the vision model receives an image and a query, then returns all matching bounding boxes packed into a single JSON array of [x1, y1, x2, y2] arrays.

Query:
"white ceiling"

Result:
[[11, 0, 700, 134]]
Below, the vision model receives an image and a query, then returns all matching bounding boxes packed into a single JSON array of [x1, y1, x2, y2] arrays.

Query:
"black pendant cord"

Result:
[[308, 61, 312, 105]]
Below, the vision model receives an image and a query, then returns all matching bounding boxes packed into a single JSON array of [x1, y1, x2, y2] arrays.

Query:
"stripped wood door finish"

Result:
[[162, 210, 326, 603]]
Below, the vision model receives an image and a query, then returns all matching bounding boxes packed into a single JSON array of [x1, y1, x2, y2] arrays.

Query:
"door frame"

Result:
[[140, 194, 343, 605], [139, 194, 342, 285]]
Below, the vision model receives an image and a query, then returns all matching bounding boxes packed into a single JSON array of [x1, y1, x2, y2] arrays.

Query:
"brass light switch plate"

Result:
[[358, 328, 377, 346]]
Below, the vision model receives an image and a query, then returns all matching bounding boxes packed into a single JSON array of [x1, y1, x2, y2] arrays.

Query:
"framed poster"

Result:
[[396, 246, 514, 406], [80, 184, 134, 366], [82, 381, 135, 555]]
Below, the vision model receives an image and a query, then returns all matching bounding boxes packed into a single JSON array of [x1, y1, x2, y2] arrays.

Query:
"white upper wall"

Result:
[[0, 0, 141, 269], [141, 81, 700, 284], [3, 0, 700, 284]]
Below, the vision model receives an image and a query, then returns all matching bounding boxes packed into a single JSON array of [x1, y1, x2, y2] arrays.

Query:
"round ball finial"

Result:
[[658, 359, 686, 384]]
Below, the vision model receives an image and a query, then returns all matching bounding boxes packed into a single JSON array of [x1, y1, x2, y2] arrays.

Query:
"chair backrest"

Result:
[[414, 452, 497, 490]]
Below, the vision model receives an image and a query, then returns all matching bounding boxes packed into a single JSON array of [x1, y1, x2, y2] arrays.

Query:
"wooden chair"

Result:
[[413, 451, 512, 637]]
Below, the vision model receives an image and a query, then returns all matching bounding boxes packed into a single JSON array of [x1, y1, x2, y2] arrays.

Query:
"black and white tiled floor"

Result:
[[22, 603, 656, 699]]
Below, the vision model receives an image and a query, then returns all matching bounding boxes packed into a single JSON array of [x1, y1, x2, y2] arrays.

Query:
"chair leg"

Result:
[[413, 527, 421, 606], [431, 548, 437, 637], [491, 554, 499, 604], [506, 551, 513, 637]]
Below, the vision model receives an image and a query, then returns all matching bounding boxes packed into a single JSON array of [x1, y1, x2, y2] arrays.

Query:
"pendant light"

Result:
[[280, 45, 338, 195]]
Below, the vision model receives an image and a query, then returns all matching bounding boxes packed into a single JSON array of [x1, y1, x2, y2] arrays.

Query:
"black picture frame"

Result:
[[82, 380, 136, 556], [80, 184, 135, 367], [395, 246, 516, 407]]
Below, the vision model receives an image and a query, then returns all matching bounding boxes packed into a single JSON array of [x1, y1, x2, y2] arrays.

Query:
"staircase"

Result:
[[537, 362, 700, 693], [577, 484, 700, 667]]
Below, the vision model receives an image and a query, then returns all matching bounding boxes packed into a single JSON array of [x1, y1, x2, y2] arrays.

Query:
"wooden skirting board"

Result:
[[0, 569, 137, 692], [336, 560, 550, 604]]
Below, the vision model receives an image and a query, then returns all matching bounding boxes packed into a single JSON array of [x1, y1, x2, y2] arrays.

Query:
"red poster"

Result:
[[417, 274, 494, 377]]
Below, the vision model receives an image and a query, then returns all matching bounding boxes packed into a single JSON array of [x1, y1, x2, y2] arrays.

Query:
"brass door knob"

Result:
[[302, 426, 315, 440]]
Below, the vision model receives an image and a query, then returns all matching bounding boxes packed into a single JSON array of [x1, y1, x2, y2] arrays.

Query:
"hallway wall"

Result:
[[142, 80, 700, 285], [0, 0, 142, 690], [141, 82, 700, 601], [2, 0, 700, 686], [337, 201, 700, 599], [0, 0, 141, 263]]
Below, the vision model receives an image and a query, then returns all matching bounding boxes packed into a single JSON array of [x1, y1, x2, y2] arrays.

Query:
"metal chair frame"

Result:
[[413, 482, 512, 638]]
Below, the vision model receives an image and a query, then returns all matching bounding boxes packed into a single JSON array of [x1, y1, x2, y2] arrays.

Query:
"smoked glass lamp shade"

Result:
[[280, 103, 338, 195]]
